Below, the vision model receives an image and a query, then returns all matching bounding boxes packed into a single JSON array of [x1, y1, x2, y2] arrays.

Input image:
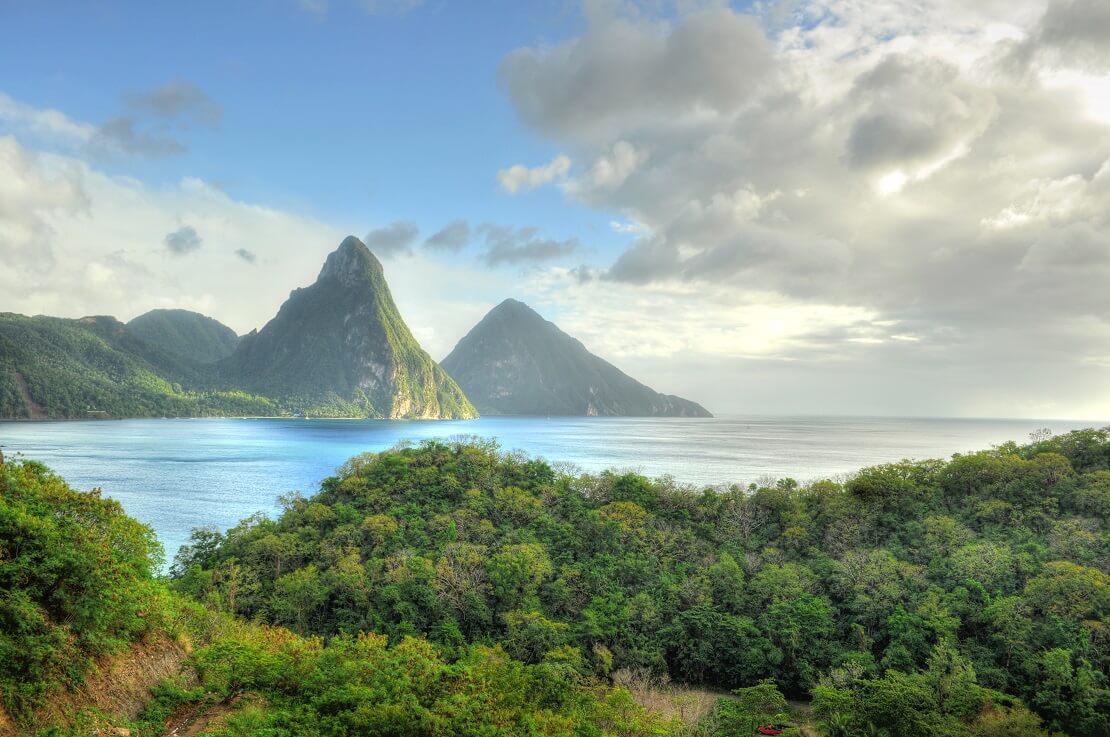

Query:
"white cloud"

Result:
[[164, 225, 203, 255], [609, 219, 649, 234], [0, 92, 95, 145], [476, 223, 579, 265], [499, 6, 774, 141], [494, 0, 1110, 418], [0, 133, 501, 355], [424, 219, 470, 251], [2, 83, 222, 160], [526, 270, 881, 361], [497, 154, 571, 193], [568, 140, 647, 195]]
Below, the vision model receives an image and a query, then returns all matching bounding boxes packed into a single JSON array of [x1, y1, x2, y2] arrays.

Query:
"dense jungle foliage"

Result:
[[174, 430, 1110, 737], [0, 458, 165, 719], [0, 458, 682, 736], [3, 431, 1107, 736]]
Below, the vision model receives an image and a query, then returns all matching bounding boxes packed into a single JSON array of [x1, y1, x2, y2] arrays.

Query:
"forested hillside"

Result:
[[3, 432, 1106, 736], [0, 458, 680, 736], [175, 430, 1110, 737], [127, 309, 241, 364], [0, 314, 276, 419]]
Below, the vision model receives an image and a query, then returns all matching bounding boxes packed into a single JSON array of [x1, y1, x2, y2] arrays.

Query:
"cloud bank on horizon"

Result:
[[2, 0, 1109, 419]]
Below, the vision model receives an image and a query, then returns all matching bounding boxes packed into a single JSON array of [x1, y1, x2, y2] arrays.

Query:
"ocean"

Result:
[[0, 415, 1101, 561]]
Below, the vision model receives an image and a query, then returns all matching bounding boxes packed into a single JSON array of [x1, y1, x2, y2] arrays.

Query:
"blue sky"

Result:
[[3, 0, 1110, 419], [0, 0, 624, 258]]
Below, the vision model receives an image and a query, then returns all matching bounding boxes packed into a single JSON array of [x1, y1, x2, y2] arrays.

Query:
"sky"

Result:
[[2, 0, 1110, 420]]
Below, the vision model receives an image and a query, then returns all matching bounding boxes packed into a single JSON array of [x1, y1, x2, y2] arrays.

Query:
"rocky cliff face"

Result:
[[441, 299, 711, 417], [224, 236, 476, 419]]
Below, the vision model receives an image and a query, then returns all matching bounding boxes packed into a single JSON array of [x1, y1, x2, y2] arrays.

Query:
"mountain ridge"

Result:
[[0, 312, 275, 419], [126, 308, 240, 364]]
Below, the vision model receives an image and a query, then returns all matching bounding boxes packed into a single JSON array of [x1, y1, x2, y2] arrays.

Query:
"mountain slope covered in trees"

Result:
[[442, 299, 711, 416], [127, 309, 240, 364], [176, 430, 1110, 737], [0, 313, 275, 419]]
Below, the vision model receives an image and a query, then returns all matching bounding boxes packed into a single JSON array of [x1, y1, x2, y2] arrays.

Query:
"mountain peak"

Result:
[[489, 298, 543, 322], [227, 237, 476, 419], [318, 236, 384, 287], [442, 302, 712, 417]]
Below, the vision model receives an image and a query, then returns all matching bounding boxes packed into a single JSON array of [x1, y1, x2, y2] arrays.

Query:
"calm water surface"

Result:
[[0, 415, 1101, 560]]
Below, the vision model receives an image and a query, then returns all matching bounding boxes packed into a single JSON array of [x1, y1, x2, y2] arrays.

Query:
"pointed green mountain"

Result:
[[223, 236, 477, 419], [441, 299, 711, 417], [127, 308, 240, 364]]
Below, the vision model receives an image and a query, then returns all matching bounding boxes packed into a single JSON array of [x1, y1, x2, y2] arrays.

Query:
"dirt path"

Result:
[[12, 371, 46, 420], [164, 694, 255, 737], [19, 635, 191, 736]]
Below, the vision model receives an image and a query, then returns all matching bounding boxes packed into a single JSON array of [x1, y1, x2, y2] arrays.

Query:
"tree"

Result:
[[708, 552, 746, 613], [170, 526, 224, 577], [486, 543, 553, 609], [1023, 561, 1109, 621], [1029, 648, 1110, 737], [852, 672, 956, 737], [970, 705, 1051, 737], [714, 678, 790, 735], [271, 564, 327, 633], [924, 639, 983, 720], [502, 610, 569, 664], [665, 604, 779, 686], [950, 542, 1015, 592], [981, 597, 1032, 670], [759, 593, 835, 689]]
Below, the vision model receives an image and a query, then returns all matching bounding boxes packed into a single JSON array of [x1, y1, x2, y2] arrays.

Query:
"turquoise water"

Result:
[[0, 415, 1101, 561]]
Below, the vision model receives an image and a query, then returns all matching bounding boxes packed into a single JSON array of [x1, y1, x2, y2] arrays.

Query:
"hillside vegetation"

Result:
[[0, 314, 276, 420], [0, 458, 681, 736], [0, 458, 167, 721], [3, 431, 1107, 735], [175, 430, 1110, 737], [126, 310, 240, 364]]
